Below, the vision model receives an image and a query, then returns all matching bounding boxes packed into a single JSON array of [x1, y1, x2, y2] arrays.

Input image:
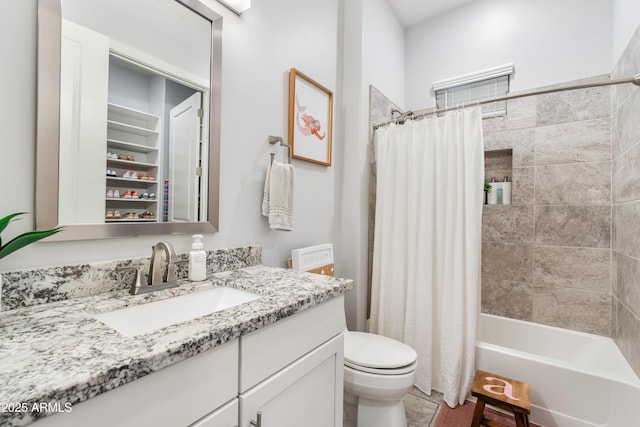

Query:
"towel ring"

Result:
[[268, 135, 291, 164]]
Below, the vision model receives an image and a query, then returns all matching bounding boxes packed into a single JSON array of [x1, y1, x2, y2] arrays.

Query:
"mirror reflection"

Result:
[[58, 0, 211, 225]]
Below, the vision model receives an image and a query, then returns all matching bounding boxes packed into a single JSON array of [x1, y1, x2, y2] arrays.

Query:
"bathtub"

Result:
[[475, 314, 640, 427]]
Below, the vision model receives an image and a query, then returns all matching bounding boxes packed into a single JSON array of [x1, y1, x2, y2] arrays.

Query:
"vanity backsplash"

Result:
[[0, 245, 261, 312]]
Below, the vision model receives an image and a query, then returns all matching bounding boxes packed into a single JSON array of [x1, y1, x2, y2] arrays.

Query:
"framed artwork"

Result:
[[288, 68, 333, 166]]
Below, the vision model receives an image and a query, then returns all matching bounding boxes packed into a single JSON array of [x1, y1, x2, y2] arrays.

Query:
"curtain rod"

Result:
[[373, 74, 640, 131]]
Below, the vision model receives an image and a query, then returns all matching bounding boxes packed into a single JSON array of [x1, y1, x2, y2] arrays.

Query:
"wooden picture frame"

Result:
[[288, 68, 333, 166]]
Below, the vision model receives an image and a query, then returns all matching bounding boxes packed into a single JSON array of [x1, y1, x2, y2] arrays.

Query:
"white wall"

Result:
[[363, 0, 405, 108], [63, 0, 211, 82], [337, 0, 365, 330], [0, 0, 340, 272], [404, 0, 613, 111], [339, 0, 404, 330], [613, 0, 640, 65]]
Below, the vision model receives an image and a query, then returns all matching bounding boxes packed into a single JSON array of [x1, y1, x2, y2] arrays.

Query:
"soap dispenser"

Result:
[[189, 234, 207, 281]]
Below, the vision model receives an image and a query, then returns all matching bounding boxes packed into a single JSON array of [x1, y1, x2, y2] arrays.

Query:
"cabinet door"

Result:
[[191, 398, 238, 427], [239, 334, 343, 427]]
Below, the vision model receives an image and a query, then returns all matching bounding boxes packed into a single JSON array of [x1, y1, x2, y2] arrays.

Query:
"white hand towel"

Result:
[[268, 161, 294, 231], [261, 161, 272, 217]]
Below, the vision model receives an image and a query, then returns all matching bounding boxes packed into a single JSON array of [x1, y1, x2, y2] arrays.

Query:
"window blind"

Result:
[[432, 64, 514, 117], [435, 74, 509, 117]]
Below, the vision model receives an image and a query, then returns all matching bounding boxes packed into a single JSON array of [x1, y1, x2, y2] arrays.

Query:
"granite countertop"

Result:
[[0, 266, 353, 427]]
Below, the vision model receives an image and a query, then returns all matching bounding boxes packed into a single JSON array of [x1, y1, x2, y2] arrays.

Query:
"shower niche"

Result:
[[484, 149, 513, 205]]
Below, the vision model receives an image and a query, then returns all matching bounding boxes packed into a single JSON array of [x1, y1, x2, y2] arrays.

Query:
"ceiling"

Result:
[[386, 0, 477, 28]]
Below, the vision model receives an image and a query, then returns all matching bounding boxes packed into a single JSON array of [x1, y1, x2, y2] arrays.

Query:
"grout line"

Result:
[[610, 122, 614, 336], [612, 198, 640, 207], [429, 405, 442, 427], [533, 159, 612, 168], [614, 296, 640, 322], [612, 138, 640, 162]]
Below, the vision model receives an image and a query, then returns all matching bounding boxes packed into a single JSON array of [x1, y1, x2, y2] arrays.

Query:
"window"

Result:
[[433, 64, 514, 117]]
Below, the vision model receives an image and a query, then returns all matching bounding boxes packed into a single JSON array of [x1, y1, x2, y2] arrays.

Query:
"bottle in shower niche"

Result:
[[487, 177, 498, 205], [189, 234, 207, 281], [502, 176, 512, 205]]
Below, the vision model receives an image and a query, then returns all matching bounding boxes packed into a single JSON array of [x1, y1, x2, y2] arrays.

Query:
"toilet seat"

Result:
[[344, 331, 417, 375], [345, 359, 417, 375]]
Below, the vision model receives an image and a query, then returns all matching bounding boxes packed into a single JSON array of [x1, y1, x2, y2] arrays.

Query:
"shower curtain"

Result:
[[370, 107, 484, 407]]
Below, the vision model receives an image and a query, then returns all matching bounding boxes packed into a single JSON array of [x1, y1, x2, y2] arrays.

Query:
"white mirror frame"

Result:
[[36, 0, 222, 240]]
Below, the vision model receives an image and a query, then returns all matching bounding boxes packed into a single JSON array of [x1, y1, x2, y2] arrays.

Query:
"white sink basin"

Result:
[[94, 287, 261, 337]]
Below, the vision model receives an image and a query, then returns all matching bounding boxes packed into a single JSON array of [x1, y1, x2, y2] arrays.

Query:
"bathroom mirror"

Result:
[[36, 0, 222, 240]]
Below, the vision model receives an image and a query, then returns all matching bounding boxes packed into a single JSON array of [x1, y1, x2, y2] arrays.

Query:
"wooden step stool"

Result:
[[470, 370, 530, 427]]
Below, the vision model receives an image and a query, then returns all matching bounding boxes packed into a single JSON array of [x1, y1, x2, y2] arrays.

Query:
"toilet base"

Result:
[[344, 390, 408, 427]]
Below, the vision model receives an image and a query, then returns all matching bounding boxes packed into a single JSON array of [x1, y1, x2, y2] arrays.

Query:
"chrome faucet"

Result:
[[119, 242, 180, 295]]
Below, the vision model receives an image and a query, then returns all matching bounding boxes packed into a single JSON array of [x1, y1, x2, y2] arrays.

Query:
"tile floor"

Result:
[[403, 387, 445, 427]]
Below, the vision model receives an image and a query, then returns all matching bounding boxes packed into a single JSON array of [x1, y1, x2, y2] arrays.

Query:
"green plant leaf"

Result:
[[0, 227, 62, 260], [0, 212, 25, 235]]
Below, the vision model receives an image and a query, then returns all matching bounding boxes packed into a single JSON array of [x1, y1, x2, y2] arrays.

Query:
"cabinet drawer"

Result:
[[239, 296, 345, 392], [32, 340, 239, 427]]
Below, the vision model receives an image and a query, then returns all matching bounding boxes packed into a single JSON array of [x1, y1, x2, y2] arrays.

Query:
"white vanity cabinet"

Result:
[[239, 296, 345, 427], [28, 296, 345, 427], [31, 340, 239, 427]]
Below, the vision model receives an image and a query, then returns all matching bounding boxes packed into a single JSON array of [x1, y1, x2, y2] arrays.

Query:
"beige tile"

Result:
[[535, 118, 611, 165], [533, 246, 610, 292], [429, 406, 443, 427], [612, 26, 640, 81], [534, 206, 611, 248], [482, 242, 533, 282], [409, 387, 444, 406], [613, 201, 640, 258], [533, 287, 611, 336], [613, 140, 640, 203], [404, 392, 439, 427], [536, 74, 610, 90], [482, 206, 533, 243], [483, 96, 537, 133], [615, 299, 640, 377], [534, 162, 611, 206], [612, 88, 640, 158], [481, 278, 533, 321], [612, 252, 640, 317], [612, 26, 640, 110], [369, 85, 400, 127], [536, 86, 610, 126], [512, 167, 534, 205], [484, 149, 512, 183], [484, 131, 513, 151], [483, 128, 534, 167]]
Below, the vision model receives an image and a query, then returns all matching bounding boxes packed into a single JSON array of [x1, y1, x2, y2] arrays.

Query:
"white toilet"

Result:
[[343, 331, 418, 427], [290, 244, 417, 427]]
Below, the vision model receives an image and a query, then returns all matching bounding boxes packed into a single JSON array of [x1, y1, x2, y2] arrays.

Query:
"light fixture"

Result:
[[216, 0, 251, 15]]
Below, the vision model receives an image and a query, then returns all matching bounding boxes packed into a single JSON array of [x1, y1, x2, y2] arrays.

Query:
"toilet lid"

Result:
[[344, 331, 417, 370]]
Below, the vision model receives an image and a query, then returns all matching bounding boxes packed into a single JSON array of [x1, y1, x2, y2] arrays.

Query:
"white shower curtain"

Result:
[[370, 107, 484, 407]]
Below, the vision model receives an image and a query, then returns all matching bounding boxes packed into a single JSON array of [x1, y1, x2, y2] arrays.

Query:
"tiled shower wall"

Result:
[[367, 86, 401, 316], [611, 25, 640, 377], [367, 34, 640, 378], [481, 76, 613, 336]]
